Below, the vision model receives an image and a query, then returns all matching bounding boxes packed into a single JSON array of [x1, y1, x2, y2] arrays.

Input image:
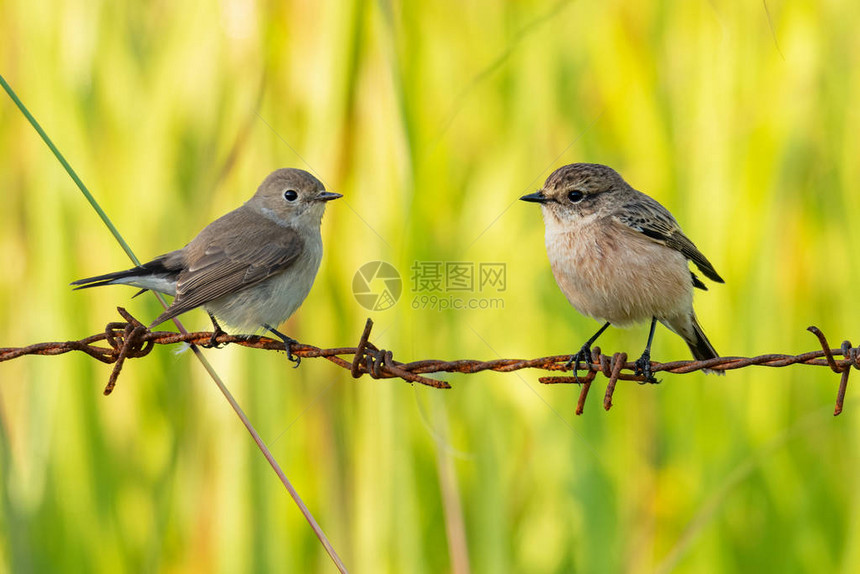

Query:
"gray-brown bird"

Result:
[[520, 163, 723, 380], [72, 168, 341, 365]]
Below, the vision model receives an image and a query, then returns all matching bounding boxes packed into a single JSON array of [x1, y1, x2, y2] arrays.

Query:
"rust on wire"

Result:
[[806, 326, 857, 416], [349, 318, 450, 389], [603, 352, 626, 411], [1, 308, 858, 415]]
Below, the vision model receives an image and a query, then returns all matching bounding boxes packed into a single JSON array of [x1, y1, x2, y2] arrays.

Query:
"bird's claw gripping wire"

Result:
[[283, 337, 301, 367], [565, 344, 594, 383], [264, 324, 301, 368], [202, 322, 229, 349], [633, 350, 659, 384]]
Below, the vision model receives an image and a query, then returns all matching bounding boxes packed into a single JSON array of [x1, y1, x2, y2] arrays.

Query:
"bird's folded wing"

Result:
[[151, 223, 304, 325], [613, 198, 724, 284]]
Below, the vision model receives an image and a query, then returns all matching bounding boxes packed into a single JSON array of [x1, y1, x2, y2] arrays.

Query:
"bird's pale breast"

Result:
[[205, 232, 323, 332], [545, 218, 693, 326]]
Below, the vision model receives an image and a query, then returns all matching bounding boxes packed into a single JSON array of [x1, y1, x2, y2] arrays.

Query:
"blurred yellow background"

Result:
[[2, 0, 859, 572]]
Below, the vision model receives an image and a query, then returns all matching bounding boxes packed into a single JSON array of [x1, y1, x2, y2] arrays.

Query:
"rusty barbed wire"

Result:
[[1, 308, 857, 415]]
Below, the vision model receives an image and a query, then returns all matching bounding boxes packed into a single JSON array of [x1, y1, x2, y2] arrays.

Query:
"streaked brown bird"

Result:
[[520, 163, 723, 380]]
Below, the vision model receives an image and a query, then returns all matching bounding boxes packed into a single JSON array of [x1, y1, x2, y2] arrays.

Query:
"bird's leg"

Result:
[[264, 324, 301, 368], [565, 321, 610, 382], [203, 312, 229, 349], [634, 317, 659, 384]]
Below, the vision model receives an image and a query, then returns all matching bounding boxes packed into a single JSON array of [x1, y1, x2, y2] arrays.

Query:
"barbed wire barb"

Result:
[[1, 308, 857, 415]]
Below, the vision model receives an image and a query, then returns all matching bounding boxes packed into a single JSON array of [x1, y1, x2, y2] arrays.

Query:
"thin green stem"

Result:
[[0, 73, 140, 266]]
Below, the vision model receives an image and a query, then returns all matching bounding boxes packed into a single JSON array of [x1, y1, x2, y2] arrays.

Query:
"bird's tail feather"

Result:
[[661, 313, 723, 375], [71, 267, 148, 290], [70, 258, 179, 295], [685, 314, 724, 376]]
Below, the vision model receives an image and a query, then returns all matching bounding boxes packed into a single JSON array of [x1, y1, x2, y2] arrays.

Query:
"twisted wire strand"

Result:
[[2, 308, 857, 415]]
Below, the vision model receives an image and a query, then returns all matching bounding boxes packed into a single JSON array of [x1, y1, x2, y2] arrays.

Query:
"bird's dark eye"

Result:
[[568, 190, 584, 203], [283, 189, 298, 201]]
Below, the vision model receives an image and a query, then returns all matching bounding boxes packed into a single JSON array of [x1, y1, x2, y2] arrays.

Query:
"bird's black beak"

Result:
[[316, 191, 343, 202], [519, 190, 549, 204]]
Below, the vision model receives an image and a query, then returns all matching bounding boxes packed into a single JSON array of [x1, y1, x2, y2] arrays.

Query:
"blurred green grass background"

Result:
[[2, 0, 859, 572]]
